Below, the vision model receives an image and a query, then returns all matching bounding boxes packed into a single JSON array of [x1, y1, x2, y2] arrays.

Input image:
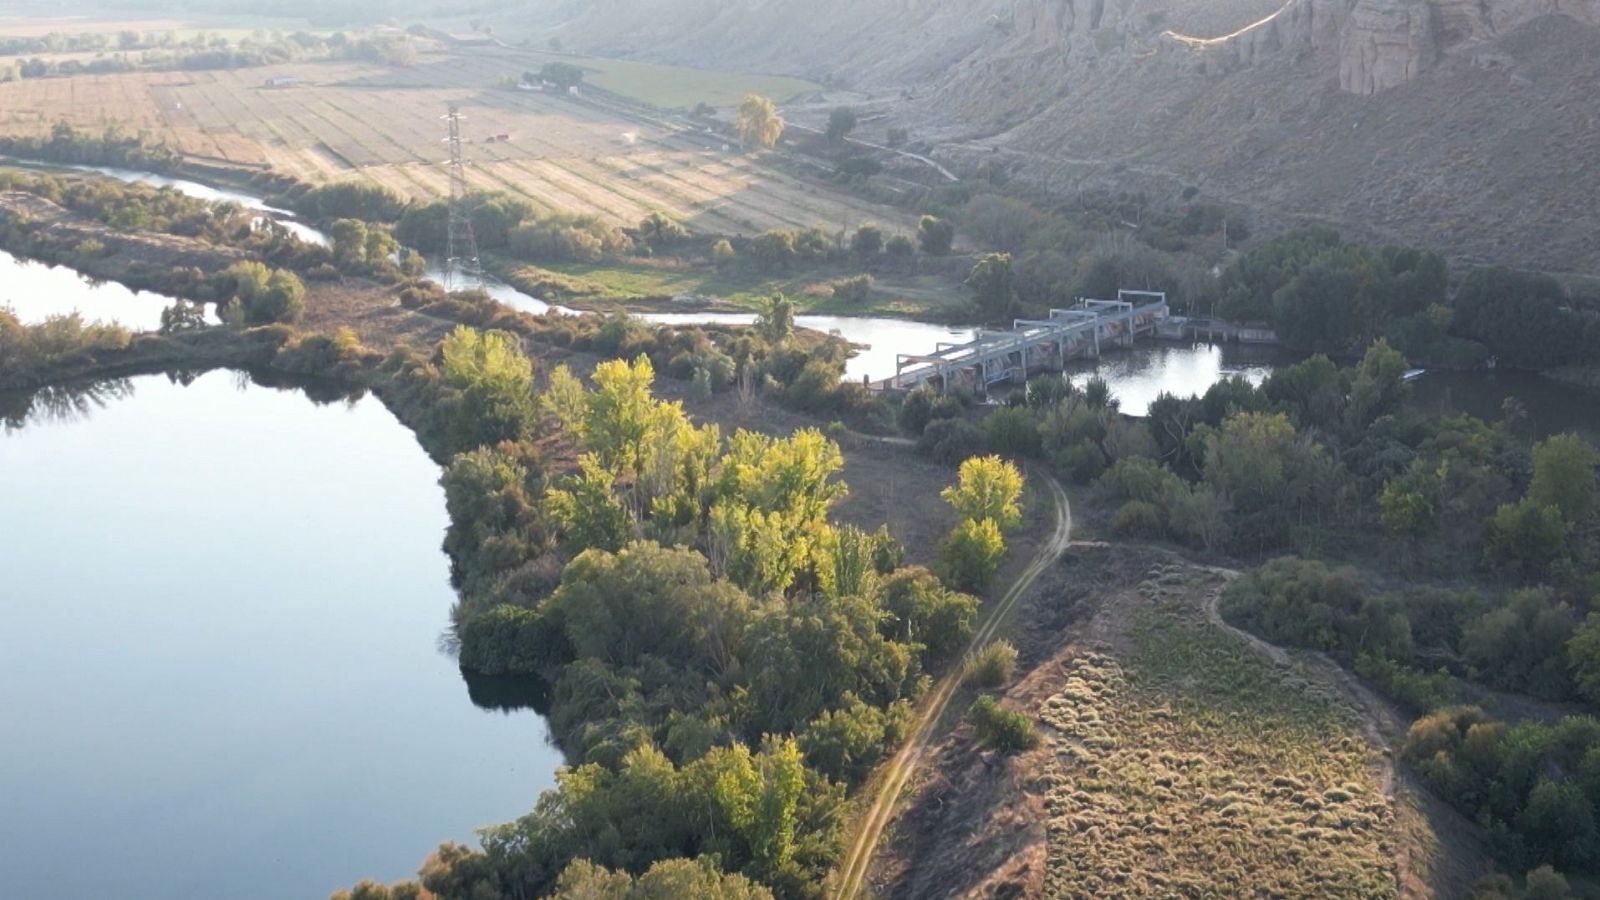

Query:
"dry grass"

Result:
[[1037, 563, 1397, 898]]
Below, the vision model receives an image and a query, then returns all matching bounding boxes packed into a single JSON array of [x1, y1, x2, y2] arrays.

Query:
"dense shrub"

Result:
[[940, 517, 1005, 591], [968, 695, 1039, 752], [918, 417, 984, 465]]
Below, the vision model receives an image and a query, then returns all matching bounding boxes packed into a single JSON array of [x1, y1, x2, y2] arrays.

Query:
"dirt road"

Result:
[[832, 472, 1074, 900]]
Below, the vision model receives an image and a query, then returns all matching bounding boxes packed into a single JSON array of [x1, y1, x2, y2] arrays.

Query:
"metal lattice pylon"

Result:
[[443, 104, 483, 293]]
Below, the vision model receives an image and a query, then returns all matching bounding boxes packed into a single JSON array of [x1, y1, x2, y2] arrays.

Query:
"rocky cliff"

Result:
[[512, 0, 1600, 275]]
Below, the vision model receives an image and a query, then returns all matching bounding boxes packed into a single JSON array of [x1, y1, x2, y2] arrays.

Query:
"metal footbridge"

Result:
[[870, 290, 1170, 393]]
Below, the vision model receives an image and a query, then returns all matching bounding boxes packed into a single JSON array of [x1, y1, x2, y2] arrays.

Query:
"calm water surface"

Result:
[[0, 371, 558, 900], [1, 248, 203, 331]]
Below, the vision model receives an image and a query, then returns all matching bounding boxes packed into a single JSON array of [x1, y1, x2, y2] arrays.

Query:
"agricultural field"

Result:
[[0, 36, 908, 236], [513, 48, 819, 109]]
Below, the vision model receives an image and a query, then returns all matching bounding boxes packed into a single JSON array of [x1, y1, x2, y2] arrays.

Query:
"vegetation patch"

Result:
[[1038, 565, 1396, 898]]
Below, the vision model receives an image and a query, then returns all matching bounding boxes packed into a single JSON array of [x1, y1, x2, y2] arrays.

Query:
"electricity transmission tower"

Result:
[[443, 104, 483, 292]]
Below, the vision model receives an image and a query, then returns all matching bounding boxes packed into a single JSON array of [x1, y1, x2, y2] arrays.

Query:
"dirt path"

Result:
[[832, 472, 1074, 900]]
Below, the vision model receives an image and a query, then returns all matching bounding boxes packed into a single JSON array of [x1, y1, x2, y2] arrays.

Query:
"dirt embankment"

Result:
[[870, 544, 1492, 899]]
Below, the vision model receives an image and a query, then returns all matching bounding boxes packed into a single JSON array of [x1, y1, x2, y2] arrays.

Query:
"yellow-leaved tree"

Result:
[[735, 94, 784, 149]]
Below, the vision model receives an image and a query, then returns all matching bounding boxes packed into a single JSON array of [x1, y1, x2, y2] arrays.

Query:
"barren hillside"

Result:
[[506, 0, 1600, 276]]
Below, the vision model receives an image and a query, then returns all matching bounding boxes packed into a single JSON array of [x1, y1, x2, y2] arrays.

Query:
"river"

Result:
[[0, 164, 1596, 896], [0, 371, 560, 900]]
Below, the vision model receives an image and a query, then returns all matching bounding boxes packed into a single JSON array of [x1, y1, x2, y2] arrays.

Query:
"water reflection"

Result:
[[0, 249, 199, 331], [0, 377, 134, 431], [463, 670, 553, 716], [0, 369, 557, 900], [1411, 370, 1600, 443], [1064, 342, 1284, 416]]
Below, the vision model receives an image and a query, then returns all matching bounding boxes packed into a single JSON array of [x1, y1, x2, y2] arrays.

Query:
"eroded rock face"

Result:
[[1338, 0, 1438, 93]]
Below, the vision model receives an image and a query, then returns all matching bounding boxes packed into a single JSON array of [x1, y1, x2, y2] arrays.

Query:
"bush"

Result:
[[966, 640, 1018, 688], [917, 215, 954, 255], [851, 224, 883, 257], [919, 417, 984, 465], [941, 517, 1005, 591], [968, 695, 1039, 752], [832, 274, 874, 304], [1051, 438, 1107, 484], [1219, 557, 1410, 661], [886, 234, 915, 262], [457, 604, 565, 676], [1110, 500, 1165, 539], [1354, 653, 1455, 714], [983, 406, 1041, 457], [897, 385, 941, 435]]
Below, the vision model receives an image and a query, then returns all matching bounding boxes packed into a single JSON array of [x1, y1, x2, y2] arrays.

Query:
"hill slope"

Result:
[[509, 0, 1600, 276]]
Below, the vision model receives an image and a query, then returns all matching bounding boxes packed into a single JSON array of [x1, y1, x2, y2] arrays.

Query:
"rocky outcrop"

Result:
[[1338, 0, 1438, 93]]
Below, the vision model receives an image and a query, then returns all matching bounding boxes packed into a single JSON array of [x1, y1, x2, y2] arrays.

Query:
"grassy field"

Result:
[[516, 48, 819, 109], [0, 38, 909, 236], [500, 257, 971, 317], [1038, 564, 1396, 898]]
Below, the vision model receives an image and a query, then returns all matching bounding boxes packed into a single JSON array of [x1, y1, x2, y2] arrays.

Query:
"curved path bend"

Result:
[[832, 472, 1073, 900]]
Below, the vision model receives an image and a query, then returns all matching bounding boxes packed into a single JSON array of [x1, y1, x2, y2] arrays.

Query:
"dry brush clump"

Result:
[[1037, 565, 1396, 898]]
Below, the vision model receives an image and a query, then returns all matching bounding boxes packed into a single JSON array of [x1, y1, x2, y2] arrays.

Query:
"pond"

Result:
[[0, 371, 560, 900]]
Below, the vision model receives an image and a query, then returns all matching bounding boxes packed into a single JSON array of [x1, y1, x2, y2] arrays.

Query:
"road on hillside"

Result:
[[832, 472, 1074, 899]]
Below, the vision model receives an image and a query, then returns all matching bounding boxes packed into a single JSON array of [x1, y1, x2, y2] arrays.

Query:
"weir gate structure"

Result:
[[870, 290, 1170, 393]]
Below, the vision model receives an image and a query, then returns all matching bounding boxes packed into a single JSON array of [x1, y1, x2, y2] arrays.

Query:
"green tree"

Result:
[[328, 217, 370, 266], [441, 326, 538, 448], [1529, 434, 1598, 524], [850, 224, 883, 258], [754, 293, 795, 345], [825, 106, 857, 144], [735, 95, 784, 149], [1483, 499, 1568, 577], [879, 566, 979, 659], [966, 252, 1016, 319], [942, 455, 1024, 531], [547, 541, 753, 674], [711, 238, 736, 267], [580, 355, 659, 475], [917, 215, 954, 255], [941, 517, 1006, 591], [551, 857, 774, 900], [638, 211, 688, 249], [751, 230, 796, 272], [799, 693, 907, 786], [1568, 614, 1600, 706], [546, 455, 632, 553], [1347, 338, 1410, 428], [1523, 865, 1572, 900], [539, 61, 584, 89], [885, 234, 915, 263]]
